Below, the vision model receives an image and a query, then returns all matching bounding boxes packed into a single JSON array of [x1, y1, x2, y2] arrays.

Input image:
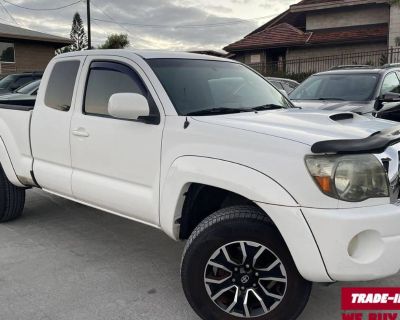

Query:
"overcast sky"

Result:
[[0, 0, 298, 51]]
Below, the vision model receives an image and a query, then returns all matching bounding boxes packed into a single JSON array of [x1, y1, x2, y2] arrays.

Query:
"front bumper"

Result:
[[302, 203, 400, 281]]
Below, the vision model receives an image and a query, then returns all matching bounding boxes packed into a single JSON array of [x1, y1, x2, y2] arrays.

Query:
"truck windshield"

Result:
[[289, 73, 379, 102], [148, 59, 292, 116], [16, 80, 40, 94], [0, 75, 17, 89]]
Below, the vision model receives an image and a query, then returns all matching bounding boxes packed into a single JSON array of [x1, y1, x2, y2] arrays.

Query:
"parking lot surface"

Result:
[[0, 189, 397, 320]]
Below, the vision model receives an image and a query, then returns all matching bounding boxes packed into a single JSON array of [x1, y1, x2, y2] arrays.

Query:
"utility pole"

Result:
[[86, 0, 91, 49]]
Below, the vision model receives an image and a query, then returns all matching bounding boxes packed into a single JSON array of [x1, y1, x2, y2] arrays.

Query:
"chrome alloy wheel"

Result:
[[204, 241, 287, 318]]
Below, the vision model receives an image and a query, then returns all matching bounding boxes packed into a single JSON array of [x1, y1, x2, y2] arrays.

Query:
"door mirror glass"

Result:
[[108, 93, 150, 120]]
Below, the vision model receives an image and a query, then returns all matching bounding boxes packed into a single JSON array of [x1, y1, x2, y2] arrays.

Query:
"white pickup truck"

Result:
[[1, 50, 400, 320]]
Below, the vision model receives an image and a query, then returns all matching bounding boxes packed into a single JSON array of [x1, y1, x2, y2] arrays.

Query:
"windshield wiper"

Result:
[[316, 98, 345, 101], [250, 104, 285, 111], [186, 107, 250, 116]]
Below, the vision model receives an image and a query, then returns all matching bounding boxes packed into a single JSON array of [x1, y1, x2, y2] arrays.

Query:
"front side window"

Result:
[[381, 72, 400, 95], [45, 60, 80, 111], [0, 42, 14, 62], [84, 61, 158, 119], [148, 59, 291, 116], [290, 73, 379, 101]]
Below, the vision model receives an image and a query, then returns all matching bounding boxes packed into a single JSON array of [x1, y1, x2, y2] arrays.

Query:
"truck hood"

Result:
[[192, 109, 395, 147], [291, 100, 374, 114]]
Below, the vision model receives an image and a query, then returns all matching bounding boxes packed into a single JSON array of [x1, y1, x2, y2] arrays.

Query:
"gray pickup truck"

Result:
[[289, 65, 400, 121]]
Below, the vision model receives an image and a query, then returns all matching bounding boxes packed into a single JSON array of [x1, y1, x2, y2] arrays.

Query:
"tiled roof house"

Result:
[[224, 0, 400, 73]]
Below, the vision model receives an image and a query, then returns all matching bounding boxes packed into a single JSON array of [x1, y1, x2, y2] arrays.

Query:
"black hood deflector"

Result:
[[311, 125, 400, 154]]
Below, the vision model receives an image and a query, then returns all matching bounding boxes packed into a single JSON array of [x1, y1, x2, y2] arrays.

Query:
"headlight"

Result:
[[305, 154, 389, 202]]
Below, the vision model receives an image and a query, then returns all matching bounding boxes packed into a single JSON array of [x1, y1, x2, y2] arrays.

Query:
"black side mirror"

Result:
[[375, 92, 400, 111], [381, 92, 400, 102]]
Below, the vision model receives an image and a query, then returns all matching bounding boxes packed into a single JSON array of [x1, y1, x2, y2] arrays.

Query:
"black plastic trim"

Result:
[[0, 103, 33, 111], [312, 125, 400, 154], [329, 113, 353, 121]]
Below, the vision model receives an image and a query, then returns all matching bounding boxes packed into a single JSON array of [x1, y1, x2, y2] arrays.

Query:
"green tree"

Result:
[[70, 12, 88, 51], [1, 46, 14, 62], [99, 33, 130, 49], [57, 12, 87, 54], [391, 0, 400, 4]]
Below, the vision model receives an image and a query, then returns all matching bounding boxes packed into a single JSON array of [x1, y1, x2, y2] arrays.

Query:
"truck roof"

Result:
[[55, 49, 233, 62]]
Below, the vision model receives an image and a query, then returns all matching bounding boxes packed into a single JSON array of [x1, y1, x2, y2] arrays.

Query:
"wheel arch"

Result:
[[160, 156, 298, 240], [0, 137, 25, 187]]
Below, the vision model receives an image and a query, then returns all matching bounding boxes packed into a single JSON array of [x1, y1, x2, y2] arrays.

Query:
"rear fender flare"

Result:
[[0, 137, 24, 187]]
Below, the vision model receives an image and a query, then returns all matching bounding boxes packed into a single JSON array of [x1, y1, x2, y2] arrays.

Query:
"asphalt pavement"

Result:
[[0, 188, 397, 320]]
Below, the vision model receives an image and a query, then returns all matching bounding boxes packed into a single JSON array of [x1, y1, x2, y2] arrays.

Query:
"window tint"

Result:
[[84, 61, 156, 118], [381, 73, 400, 95], [45, 61, 80, 111], [148, 59, 291, 116]]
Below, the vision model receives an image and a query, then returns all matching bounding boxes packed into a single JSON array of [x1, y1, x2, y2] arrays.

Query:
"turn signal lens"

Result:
[[315, 176, 332, 193]]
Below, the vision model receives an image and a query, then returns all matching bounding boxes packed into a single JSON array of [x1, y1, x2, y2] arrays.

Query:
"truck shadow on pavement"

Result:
[[0, 189, 396, 320]]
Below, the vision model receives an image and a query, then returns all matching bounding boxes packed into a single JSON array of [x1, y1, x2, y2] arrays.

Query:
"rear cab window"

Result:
[[44, 60, 80, 111]]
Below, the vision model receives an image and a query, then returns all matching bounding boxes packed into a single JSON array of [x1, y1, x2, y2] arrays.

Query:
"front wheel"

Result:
[[181, 206, 312, 320]]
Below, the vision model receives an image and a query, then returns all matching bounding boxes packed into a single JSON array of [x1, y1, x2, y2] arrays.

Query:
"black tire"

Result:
[[0, 165, 25, 222], [181, 205, 312, 320]]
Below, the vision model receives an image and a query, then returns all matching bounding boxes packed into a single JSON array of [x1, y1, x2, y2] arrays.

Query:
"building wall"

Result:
[[1, 41, 57, 74], [286, 42, 388, 60], [306, 5, 390, 30], [286, 42, 388, 73], [389, 4, 400, 47], [234, 49, 290, 65], [240, 50, 267, 65]]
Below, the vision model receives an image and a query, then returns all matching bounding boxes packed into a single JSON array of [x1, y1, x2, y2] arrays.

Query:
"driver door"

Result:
[[70, 56, 164, 225]]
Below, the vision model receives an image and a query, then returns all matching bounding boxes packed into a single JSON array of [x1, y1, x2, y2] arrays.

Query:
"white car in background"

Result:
[[266, 76, 299, 94]]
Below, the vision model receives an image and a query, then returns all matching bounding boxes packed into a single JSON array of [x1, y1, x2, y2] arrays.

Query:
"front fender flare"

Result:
[[160, 156, 298, 239], [160, 156, 331, 282]]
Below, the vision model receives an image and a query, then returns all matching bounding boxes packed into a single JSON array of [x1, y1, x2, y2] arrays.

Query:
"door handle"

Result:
[[72, 128, 89, 138]]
